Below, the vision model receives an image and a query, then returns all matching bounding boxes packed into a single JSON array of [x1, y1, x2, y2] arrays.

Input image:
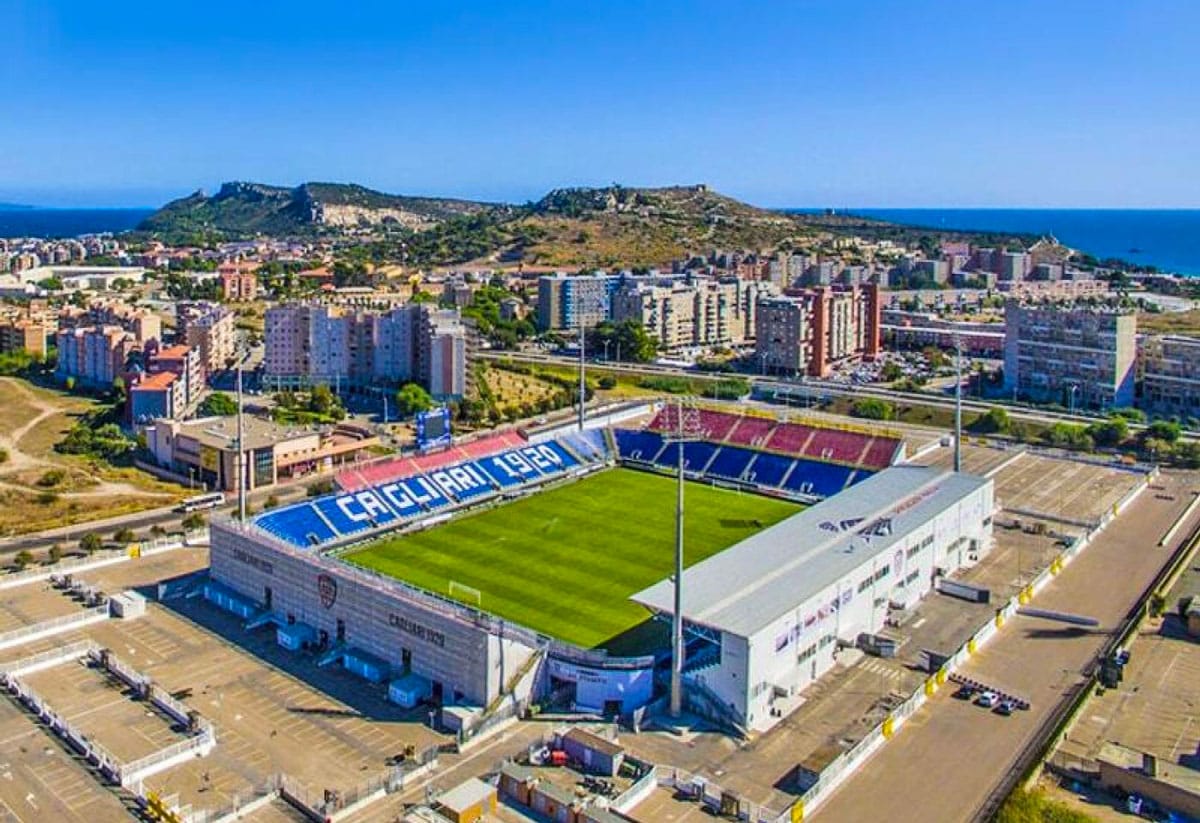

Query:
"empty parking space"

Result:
[[992, 455, 1141, 524]]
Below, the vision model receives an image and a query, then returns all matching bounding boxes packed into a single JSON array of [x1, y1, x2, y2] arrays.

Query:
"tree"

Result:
[[587, 319, 658, 363], [48, 544, 63, 563], [181, 513, 206, 531], [395, 383, 435, 416], [14, 550, 33, 569], [199, 391, 238, 416], [113, 527, 135, 544], [880, 361, 904, 382], [851, 398, 895, 421], [972, 407, 1012, 435], [1086, 418, 1128, 448], [309, 384, 338, 416], [79, 533, 102, 554], [1143, 420, 1182, 444]]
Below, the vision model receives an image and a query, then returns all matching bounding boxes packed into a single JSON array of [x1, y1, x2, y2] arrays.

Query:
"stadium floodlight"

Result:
[[954, 333, 963, 473], [661, 396, 703, 718]]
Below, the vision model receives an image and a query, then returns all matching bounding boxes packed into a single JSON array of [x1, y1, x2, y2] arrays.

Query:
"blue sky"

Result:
[[2, 0, 1198, 208]]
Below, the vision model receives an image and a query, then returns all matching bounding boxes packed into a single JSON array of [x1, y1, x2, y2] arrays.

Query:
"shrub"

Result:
[[37, 469, 66, 488], [79, 533, 102, 554], [181, 513, 207, 531], [112, 528, 135, 544], [13, 550, 33, 569], [48, 544, 63, 563], [851, 398, 895, 421]]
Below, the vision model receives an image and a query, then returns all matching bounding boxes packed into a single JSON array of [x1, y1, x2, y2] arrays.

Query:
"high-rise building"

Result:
[[264, 303, 468, 399], [536, 272, 616, 332], [177, 302, 236, 377], [55, 325, 136, 388], [1137, 335, 1200, 419], [1003, 300, 1136, 409], [754, 284, 880, 377]]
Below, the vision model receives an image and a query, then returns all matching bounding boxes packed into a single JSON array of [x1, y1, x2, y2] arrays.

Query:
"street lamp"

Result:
[[1069, 384, 1079, 414]]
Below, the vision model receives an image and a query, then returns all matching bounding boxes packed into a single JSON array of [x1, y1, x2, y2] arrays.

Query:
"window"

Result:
[[857, 577, 873, 594], [874, 566, 890, 582], [921, 535, 934, 548], [798, 644, 817, 663]]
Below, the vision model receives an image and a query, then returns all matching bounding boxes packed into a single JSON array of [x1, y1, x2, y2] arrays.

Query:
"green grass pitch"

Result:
[[343, 468, 802, 651]]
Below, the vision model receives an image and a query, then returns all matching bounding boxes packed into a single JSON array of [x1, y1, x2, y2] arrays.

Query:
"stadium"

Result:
[[208, 404, 994, 734]]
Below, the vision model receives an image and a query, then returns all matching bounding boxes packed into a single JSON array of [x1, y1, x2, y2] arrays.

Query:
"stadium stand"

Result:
[[860, 436, 903, 470], [649, 406, 741, 442], [764, 421, 815, 455], [705, 445, 758, 480], [743, 451, 795, 487], [336, 431, 528, 491], [682, 441, 720, 473], [558, 429, 611, 463], [725, 416, 776, 448], [783, 460, 859, 497], [803, 429, 871, 464], [257, 438, 596, 550], [615, 429, 668, 463], [256, 502, 339, 546]]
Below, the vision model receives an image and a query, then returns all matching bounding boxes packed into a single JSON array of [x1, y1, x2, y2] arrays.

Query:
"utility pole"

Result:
[[954, 333, 963, 473], [236, 358, 247, 522], [665, 396, 699, 718], [577, 323, 586, 431]]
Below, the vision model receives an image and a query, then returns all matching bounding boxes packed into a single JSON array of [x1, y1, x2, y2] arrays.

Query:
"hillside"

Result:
[[138, 180, 1056, 270], [137, 181, 495, 242], [508, 184, 807, 267]]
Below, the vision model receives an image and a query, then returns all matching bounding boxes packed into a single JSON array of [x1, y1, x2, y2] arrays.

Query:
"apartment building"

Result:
[[754, 284, 881, 377], [130, 370, 186, 422], [58, 299, 161, 345], [147, 343, 203, 409], [0, 313, 51, 358], [264, 303, 468, 399], [55, 325, 136, 388], [219, 263, 257, 301], [177, 302, 237, 375], [1138, 335, 1200, 419], [1003, 300, 1137, 409], [612, 275, 775, 351], [536, 273, 617, 332]]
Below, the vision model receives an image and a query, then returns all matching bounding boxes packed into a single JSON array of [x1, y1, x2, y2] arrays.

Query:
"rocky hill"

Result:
[[137, 181, 496, 241]]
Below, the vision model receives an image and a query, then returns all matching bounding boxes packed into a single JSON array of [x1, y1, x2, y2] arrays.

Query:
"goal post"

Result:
[[449, 580, 482, 608]]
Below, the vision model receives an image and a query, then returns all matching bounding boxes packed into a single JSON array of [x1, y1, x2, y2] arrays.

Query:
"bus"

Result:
[[177, 492, 225, 513]]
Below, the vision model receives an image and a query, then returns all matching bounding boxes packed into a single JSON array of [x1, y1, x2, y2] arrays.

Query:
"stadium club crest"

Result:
[[317, 574, 338, 609]]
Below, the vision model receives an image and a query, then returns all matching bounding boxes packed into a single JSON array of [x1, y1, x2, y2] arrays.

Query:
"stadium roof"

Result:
[[631, 465, 991, 639]]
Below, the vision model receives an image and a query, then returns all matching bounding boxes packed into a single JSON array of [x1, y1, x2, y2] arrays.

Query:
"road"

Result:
[[810, 472, 1200, 822], [0, 475, 312, 555]]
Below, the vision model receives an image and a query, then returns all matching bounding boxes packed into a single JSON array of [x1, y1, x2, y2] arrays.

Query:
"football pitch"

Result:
[[343, 468, 802, 651]]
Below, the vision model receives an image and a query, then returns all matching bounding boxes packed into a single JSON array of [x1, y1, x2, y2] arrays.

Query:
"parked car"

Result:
[[994, 700, 1015, 716], [975, 691, 1000, 708], [953, 685, 976, 700]]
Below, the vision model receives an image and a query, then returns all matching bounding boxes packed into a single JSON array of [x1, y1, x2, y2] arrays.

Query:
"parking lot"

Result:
[[0, 546, 448, 819], [991, 453, 1142, 524]]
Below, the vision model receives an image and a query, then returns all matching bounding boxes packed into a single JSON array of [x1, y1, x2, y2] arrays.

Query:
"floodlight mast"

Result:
[[665, 395, 700, 717]]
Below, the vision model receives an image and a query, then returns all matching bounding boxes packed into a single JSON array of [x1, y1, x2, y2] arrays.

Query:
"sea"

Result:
[[790, 208, 1200, 277], [0, 207, 154, 239]]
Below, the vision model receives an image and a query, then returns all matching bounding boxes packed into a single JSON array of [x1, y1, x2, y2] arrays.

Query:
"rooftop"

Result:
[[631, 466, 992, 638], [436, 777, 496, 814], [171, 415, 324, 452], [133, 371, 178, 390]]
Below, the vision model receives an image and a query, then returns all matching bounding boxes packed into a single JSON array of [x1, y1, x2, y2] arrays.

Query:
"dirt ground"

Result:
[[0, 377, 186, 537]]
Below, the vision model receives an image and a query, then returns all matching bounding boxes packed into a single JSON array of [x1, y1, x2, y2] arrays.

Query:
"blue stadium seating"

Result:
[[256, 502, 338, 547], [536, 440, 580, 470], [682, 441, 719, 472], [705, 446, 757, 480], [614, 429, 666, 462], [744, 452, 796, 487], [313, 490, 401, 536], [783, 459, 860, 497], [476, 455, 528, 488], [655, 442, 680, 468]]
